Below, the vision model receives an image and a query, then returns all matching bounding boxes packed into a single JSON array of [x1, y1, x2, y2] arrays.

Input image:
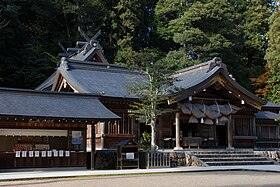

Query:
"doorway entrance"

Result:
[[216, 125, 227, 147]]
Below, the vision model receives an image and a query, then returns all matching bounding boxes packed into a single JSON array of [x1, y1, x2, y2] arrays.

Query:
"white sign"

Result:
[[15, 151, 21, 158], [22, 151, 27, 157], [47, 150, 52, 157], [53, 150, 58, 157], [35, 151, 40, 157], [41, 151, 46, 157], [126, 153, 135, 160], [59, 150, 64, 157], [29, 151, 34, 157], [65, 151, 70, 157]]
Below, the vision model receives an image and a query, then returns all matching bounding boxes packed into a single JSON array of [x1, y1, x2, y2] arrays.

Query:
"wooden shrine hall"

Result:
[[0, 88, 119, 169], [35, 29, 279, 151], [157, 57, 280, 149], [0, 29, 279, 169]]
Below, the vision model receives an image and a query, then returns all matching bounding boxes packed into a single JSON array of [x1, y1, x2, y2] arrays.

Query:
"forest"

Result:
[[0, 0, 279, 104]]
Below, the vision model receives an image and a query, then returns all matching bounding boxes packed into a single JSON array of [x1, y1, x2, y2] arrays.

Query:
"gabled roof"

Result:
[[0, 87, 120, 120], [35, 72, 56, 91], [52, 58, 145, 98], [170, 57, 266, 109]]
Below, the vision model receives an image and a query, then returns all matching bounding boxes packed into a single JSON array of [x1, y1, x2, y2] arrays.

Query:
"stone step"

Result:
[[190, 150, 276, 166], [200, 157, 268, 162], [205, 160, 275, 166], [191, 151, 254, 155], [194, 154, 260, 158]]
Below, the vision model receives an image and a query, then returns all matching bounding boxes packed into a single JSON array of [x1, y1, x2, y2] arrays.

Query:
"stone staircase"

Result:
[[190, 150, 276, 166]]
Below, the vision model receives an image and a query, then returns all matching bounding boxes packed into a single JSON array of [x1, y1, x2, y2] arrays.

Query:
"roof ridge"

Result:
[[64, 60, 143, 75], [0, 87, 101, 98]]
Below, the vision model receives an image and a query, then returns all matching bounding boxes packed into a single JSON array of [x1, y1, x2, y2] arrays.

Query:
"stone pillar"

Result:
[[227, 115, 234, 149], [174, 112, 182, 150]]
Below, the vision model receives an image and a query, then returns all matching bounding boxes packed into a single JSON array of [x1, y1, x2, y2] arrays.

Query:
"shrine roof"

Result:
[[0, 87, 120, 120], [54, 59, 145, 98]]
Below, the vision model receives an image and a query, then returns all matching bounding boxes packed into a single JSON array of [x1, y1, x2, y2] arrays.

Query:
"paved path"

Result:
[[0, 165, 280, 181], [1, 171, 280, 187]]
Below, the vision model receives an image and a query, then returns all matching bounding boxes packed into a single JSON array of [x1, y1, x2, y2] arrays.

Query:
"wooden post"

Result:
[[100, 122, 105, 149], [252, 116, 256, 148], [91, 124, 95, 169], [174, 112, 182, 150], [227, 115, 234, 149], [86, 124, 95, 169]]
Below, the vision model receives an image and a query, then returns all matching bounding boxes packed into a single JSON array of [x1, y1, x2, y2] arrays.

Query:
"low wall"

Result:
[[95, 150, 117, 170]]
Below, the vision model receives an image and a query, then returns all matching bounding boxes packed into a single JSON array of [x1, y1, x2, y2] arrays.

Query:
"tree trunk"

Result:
[[150, 120, 157, 151]]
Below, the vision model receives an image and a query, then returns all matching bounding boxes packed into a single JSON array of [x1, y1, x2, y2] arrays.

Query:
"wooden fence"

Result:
[[147, 152, 170, 168]]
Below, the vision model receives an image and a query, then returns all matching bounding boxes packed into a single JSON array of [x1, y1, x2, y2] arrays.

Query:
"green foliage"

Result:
[[139, 131, 151, 150], [264, 10, 280, 104], [0, 0, 278, 104], [155, 0, 246, 79], [243, 0, 272, 92]]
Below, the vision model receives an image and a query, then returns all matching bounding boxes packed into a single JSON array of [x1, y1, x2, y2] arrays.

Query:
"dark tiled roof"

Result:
[[35, 72, 56, 91], [255, 111, 280, 120], [262, 102, 280, 109], [172, 60, 218, 90], [57, 59, 145, 98], [171, 58, 265, 105], [0, 87, 120, 120]]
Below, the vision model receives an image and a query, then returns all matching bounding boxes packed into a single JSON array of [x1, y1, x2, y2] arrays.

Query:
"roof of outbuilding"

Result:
[[262, 102, 280, 109], [55, 59, 145, 98], [255, 111, 280, 120], [0, 87, 120, 120]]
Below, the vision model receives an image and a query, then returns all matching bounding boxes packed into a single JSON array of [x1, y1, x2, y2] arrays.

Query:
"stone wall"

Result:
[[95, 150, 117, 170]]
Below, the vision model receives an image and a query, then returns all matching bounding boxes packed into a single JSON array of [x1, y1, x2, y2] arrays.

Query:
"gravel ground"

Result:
[[0, 171, 280, 187]]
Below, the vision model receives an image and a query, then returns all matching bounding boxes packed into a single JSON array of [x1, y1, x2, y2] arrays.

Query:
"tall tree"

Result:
[[264, 8, 280, 104], [155, 0, 251, 87], [243, 0, 272, 91], [127, 50, 173, 151]]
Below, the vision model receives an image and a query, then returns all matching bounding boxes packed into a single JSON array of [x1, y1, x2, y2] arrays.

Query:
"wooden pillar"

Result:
[[100, 122, 105, 149], [91, 124, 95, 169], [252, 116, 256, 148], [86, 124, 96, 169], [227, 115, 234, 149], [174, 112, 182, 150]]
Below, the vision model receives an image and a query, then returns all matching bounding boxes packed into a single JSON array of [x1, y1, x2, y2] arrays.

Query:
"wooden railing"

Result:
[[147, 152, 170, 168]]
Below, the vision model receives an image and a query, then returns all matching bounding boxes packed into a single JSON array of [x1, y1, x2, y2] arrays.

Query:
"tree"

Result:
[[126, 49, 173, 151], [243, 0, 273, 91], [155, 0, 251, 87], [264, 8, 280, 104]]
